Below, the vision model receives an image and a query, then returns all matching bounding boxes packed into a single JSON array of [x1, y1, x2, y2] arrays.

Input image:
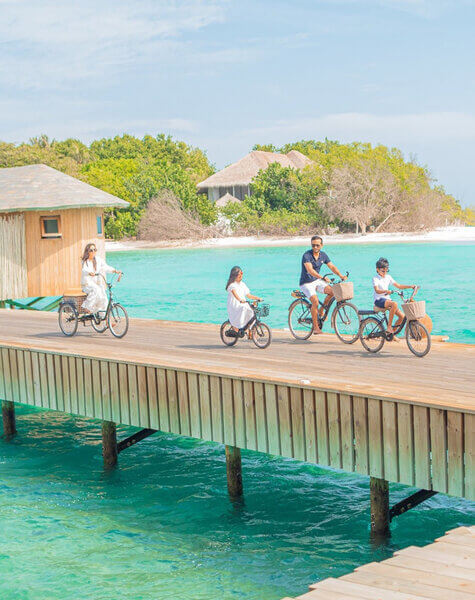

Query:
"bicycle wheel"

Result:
[[91, 313, 108, 333], [58, 302, 78, 337], [332, 301, 360, 344], [406, 320, 431, 357], [288, 299, 313, 340], [107, 303, 129, 338], [220, 320, 238, 346], [359, 316, 385, 353], [251, 322, 272, 349]]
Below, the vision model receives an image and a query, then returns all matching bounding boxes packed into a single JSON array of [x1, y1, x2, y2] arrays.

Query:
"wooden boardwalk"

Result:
[[0, 310, 474, 501], [284, 525, 475, 600]]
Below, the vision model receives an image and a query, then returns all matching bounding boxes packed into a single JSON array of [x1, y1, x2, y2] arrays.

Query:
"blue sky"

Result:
[[0, 0, 474, 205]]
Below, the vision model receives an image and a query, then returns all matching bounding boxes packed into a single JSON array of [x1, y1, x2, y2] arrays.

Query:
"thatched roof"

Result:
[[216, 192, 241, 208], [0, 164, 129, 213], [197, 150, 314, 189]]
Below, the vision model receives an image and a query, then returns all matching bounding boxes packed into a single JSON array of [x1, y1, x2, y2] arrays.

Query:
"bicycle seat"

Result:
[[373, 305, 388, 313]]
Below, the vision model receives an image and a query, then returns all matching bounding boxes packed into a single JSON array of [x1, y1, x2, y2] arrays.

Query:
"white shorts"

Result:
[[299, 279, 330, 299]]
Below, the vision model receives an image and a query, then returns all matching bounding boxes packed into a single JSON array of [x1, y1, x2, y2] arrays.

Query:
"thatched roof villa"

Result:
[[0, 164, 128, 301], [197, 150, 313, 204]]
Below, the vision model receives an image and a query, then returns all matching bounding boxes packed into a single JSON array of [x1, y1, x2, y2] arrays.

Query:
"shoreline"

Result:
[[105, 226, 475, 252]]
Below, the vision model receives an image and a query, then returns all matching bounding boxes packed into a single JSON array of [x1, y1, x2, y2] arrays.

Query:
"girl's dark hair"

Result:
[[226, 266, 242, 290], [82, 243, 97, 271], [376, 257, 389, 269]]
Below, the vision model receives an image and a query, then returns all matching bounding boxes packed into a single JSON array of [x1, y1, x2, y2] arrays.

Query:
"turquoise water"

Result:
[[111, 241, 475, 343], [1, 241, 474, 599]]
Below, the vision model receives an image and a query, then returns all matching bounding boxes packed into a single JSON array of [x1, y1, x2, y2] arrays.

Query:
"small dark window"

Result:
[[97, 215, 103, 235], [41, 216, 61, 238]]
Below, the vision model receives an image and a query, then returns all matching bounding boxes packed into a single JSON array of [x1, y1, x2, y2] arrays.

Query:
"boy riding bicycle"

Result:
[[373, 257, 416, 334]]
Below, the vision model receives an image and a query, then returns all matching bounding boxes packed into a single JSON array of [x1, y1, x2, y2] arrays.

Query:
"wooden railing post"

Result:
[[2, 400, 16, 438], [102, 421, 118, 468], [225, 445, 243, 498], [370, 477, 390, 538]]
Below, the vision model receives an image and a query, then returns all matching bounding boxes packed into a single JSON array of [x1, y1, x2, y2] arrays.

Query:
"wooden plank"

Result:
[[353, 395, 369, 475], [53, 354, 63, 411], [465, 414, 474, 501], [127, 364, 139, 426], [221, 377, 235, 446], [265, 383, 280, 455], [232, 378, 246, 449], [30, 352, 42, 407], [2, 348, 13, 402], [166, 369, 180, 434], [198, 374, 211, 441], [157, 368, 170, 432], [0, 348, 6, 400], [8, 349, 19, 402], [302, 389, 316, 463], [367, 398, 384, 479], [312, 577, 427, 600], [146, 367, 159, 430], [118, 362, 130, 425], [46, 353, 57, 410], [109, 362, 121, 423], [397, 402, 414, 486], [447, 411, 464, 497], [83, 358, 94, 418], [413, 405, 431, 489], [315, 390, 329, 466], [15, 351, 26, 404], [68, 356, 78, 414], [382, 400, 398, 483], [430, 408, 448, 493], [23, 350, 35, 405], [254, 381, 267, 453], [340, 393, 354, 472], [100, 361, 111, 421], [387, 554, 475, 584], [75, 358, 85, 415], [327, 392, 341, 469], [396, 545, 475, 569], [38, 352, 49, 409], [278, 385, 292, 458], [436, 534, 475, 549], [291, 387, 306, 462], [187, 372, 201, 439], [209, 375, 223, 443], [243, 380, 257, 450], [137, 365, 150, 428], [61, 355, 71, 413], [91, 360, 102, 419], [176, 371, 190, 436]]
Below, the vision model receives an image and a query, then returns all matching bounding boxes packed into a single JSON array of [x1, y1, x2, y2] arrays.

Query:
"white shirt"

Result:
[[373, 273, 395, 302], [81, 256, 115, 287]]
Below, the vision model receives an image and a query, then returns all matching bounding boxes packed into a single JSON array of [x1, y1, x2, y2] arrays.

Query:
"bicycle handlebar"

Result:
[[395, 285, 419, 302]]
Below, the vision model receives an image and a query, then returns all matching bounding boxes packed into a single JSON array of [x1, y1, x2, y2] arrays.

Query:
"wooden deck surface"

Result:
[[284, 525, 475, 600], [0, 310, 473, 412]]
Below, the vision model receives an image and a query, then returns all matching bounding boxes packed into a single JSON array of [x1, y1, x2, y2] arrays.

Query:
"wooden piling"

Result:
[[225, 445, 243, 497], [102, 421, 118, 468], [2, 400, 16, 438], [370, 477, 390, 538]]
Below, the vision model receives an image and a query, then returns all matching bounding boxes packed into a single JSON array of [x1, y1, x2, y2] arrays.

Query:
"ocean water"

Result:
[[110, 241, 475, 343], [1, 241, 474, 600]]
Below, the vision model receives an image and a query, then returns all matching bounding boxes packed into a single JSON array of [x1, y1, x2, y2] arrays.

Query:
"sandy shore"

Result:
[[106, 226, 475, 252]]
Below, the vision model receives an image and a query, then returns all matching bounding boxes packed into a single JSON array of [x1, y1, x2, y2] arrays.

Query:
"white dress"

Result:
[[81, 257, 115, 313], [227, 281, 254, 329]]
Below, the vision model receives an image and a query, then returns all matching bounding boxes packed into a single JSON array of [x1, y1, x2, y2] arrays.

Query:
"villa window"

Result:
[[40, 216, 61, 239], [97, 215, 103, 235]]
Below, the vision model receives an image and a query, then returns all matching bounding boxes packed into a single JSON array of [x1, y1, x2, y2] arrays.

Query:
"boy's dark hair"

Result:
[[311, 235, 323, 243], [376, 257, 389, 269]]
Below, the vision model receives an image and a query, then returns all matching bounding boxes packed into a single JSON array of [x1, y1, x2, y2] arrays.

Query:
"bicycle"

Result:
[[358, 286, 431, 357], [58, 272, 129, 338], [220, 301, 272, 349], [288, 271, 360, 343]]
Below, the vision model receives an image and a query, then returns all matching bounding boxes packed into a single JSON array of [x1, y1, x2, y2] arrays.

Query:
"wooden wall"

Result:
[[1, 346, 473, 502], [24, 208, 105, 297], [0, 213, 28, 300]]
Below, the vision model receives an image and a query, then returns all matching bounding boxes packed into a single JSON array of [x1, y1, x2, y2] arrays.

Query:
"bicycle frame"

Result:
[[78, 273, 119, 323]]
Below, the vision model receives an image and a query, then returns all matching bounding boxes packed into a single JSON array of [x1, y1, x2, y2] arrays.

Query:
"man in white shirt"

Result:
[[373, 257, 416, 334]]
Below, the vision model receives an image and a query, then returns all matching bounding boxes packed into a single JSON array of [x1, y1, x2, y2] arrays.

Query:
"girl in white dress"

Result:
[[81, 243, 121, 314], [226, 266, 262, 334]]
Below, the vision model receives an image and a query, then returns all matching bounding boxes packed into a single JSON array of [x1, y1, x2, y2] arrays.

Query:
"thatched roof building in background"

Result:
[[215, 192, 241, 208], [197, 150, 313, 203]]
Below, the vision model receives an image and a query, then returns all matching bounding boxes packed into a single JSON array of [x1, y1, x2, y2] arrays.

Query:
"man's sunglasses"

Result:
[[312, 243, 322, 248]]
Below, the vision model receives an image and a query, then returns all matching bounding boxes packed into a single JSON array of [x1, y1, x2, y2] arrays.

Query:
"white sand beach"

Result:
[[106, 226, 475, 252]]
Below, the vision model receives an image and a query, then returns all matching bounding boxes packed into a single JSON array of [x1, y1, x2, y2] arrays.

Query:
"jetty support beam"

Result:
[[389, 489, 437, 521], [2, 400, 16, 438], [225, 445, 243, 498], [102, 421, 118, 468], [370, 477, 389, 538], [117, 428, 156, 453]]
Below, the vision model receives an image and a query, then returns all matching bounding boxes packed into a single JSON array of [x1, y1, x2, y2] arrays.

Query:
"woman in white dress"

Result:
[[81, 243, 121, 314], [226, 266, 262, 335]]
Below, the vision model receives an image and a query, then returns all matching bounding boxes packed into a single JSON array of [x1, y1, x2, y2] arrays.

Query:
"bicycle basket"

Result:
[[255, 303, 270, 318], [332, 281, 354, 302], [402, 300, 426, 320]]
